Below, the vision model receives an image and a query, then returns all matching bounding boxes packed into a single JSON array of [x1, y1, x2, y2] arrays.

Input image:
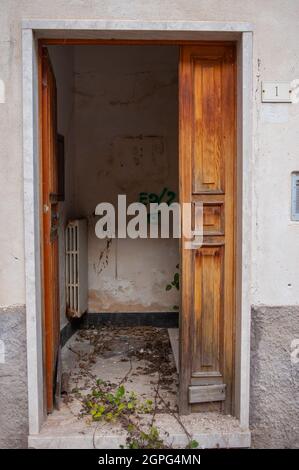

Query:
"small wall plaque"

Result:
[[262, 81, 292, 103]]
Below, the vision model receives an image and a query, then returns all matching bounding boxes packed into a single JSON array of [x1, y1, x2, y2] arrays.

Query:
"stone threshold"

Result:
[[28, 408, 250, 449]]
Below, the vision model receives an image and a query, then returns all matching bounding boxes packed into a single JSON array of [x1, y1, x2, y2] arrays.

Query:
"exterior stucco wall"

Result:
[[250, 306, 299, 448], [0, 0, 299, 448], [1, 0, 299, 310], [0, 306, 28, 448]]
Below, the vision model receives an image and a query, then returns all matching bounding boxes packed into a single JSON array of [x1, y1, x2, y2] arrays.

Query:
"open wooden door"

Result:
[[41, 47, 60, 413], [179, 44, 236, 414]]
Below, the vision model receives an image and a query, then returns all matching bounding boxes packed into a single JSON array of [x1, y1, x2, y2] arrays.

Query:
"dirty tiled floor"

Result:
[[29, 326, 250, 449], [61, 326, 178, 415]]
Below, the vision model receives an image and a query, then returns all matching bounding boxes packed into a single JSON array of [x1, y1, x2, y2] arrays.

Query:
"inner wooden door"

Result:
[[40, 47, 60, 413], [179, 43, 236, 415]]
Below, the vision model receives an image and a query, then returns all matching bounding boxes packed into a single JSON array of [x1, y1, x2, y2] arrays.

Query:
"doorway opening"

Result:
[[44, 41, 182, 422], [50, 44, 180, 319], [36, 38, 246, 447]]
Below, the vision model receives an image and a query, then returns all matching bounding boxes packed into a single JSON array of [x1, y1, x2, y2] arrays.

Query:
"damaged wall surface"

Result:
[[51, 45, 180, 314]]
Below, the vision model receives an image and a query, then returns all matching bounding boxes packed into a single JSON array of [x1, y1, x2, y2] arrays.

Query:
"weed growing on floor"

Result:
[[125, 424, 165, 449], [83, 380, 152, 422], [66, 327, 198, 449], [82, 379, 198, 449]]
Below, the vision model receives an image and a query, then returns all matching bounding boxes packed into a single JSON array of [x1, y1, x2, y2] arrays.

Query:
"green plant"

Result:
[[186, 439, 199, 449], [79, 356, 198, 449], [126, 425, 165, 449], [137, 399, 153, 414], [83, 382, 138, 422], [166, 264, 180, 291], [83, 380, 172, 448]]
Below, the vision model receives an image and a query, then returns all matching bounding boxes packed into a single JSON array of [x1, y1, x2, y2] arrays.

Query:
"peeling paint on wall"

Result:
[[93, 238, 112, 276]]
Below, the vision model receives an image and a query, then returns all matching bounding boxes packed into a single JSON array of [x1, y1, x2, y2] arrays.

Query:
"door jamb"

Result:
[[22, 21, 253, 435]]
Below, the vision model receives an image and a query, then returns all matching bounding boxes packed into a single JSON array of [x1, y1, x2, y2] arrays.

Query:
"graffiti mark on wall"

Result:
[[139, 187, 177, 222], [139, 187, 176, 206]]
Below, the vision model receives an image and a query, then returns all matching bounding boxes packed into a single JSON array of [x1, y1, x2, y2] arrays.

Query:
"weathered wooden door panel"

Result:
[[41, 47, 60, 413], [179, 44, 236, 414], [193, 58, 224, 194], [192, 245, 223, 374]]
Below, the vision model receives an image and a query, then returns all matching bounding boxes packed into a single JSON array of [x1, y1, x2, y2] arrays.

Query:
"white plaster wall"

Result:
[[73, 45, 179, 312], [1, 0, 299, 308]]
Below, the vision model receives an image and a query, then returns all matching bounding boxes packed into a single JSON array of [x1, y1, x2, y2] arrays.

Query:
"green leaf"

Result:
[[105, 412, 113, 421], [187, 439, 199, 449], [166, 284, 172, 291], [106, 393, 114, 403], [116, 385, 125, 398], [129, 440, 139, 449], [149, 427, 159, 439], [118, 403, 126, 412]]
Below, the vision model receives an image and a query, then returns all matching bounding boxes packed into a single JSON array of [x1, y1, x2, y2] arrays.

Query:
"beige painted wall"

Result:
[[1, 1, 299, 308]]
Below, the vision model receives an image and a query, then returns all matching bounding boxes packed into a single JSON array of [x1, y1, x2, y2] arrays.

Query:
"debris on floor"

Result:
[[36, 326, 249, 449], [64, 326, 178, 406], [61, 326, 185, 448]]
